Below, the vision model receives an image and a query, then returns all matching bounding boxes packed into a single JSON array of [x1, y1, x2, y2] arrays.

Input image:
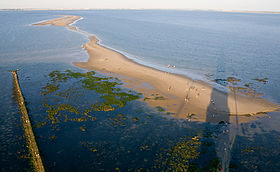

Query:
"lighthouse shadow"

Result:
[[205, 85, 235, 172], [206, 87, 230, 124]]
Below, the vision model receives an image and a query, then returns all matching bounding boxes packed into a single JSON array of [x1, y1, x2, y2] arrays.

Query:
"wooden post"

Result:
[[11, 70, 45, 172]]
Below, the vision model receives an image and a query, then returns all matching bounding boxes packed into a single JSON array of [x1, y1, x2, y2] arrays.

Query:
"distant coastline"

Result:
[[1, 8, 280, 14]]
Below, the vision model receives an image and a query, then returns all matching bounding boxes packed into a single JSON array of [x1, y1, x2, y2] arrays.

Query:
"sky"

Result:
[[1, 0, 280, 11]]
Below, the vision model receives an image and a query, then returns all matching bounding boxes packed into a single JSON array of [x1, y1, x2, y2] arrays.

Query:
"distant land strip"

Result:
[[1, 8, 280, 14]]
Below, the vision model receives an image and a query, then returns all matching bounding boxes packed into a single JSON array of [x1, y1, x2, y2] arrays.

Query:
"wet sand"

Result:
[[34, 15, 279, 123]]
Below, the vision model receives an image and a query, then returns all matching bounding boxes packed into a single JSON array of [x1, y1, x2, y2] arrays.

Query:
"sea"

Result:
[[0, 10, 280, 171]]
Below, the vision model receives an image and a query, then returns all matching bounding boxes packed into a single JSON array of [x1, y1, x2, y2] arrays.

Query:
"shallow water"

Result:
[[0, 10, 280, 171]]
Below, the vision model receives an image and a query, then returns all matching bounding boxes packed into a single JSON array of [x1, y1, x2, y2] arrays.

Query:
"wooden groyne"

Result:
[[11, 70, 45, 172]]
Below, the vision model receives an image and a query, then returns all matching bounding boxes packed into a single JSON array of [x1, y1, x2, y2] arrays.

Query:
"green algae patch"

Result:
[[154, 135, 222, 171], [93, 103, 115, 112], [156, 106, 165, 112], [252, 77, 268, 83], [144, 94, 166, 101], [154, 96, 166, 100], [109, 114, 128, 127], [214, 76, 269, 97], [241, 146, 258, 153], [80, 126, 86, 132], [132, 117, 139, 123], [42, 84, 59, 96], [155, 136, 201, 171], [227, 77, 241, 84], [40, 70, 141, 127], [143, 97, 151, 101], [139, 145, 150, 151]]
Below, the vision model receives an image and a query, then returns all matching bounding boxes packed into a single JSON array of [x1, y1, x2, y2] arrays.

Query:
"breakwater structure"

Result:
[[11, 70, 45, 172]]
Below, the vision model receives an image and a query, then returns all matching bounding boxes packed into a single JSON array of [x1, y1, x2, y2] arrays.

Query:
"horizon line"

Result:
[[1, 8, 280, 14]]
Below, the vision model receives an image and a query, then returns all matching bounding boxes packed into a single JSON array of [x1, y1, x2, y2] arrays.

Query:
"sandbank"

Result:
[[34, 15, 279, 124]]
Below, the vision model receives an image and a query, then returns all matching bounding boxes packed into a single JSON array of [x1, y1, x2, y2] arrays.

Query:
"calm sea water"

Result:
[[0, 10, 280, 171]]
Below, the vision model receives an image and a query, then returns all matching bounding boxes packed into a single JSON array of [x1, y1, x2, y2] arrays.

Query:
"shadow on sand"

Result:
[[204, 53, 239, 172]]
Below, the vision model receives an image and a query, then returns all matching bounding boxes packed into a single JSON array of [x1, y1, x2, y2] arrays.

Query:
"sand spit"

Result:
[[34, 15, 279, 124], [33, 15, 81, 30]]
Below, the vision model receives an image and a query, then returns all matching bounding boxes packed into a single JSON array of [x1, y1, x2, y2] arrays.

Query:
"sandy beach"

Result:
[[34, 15, 279, 124]]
